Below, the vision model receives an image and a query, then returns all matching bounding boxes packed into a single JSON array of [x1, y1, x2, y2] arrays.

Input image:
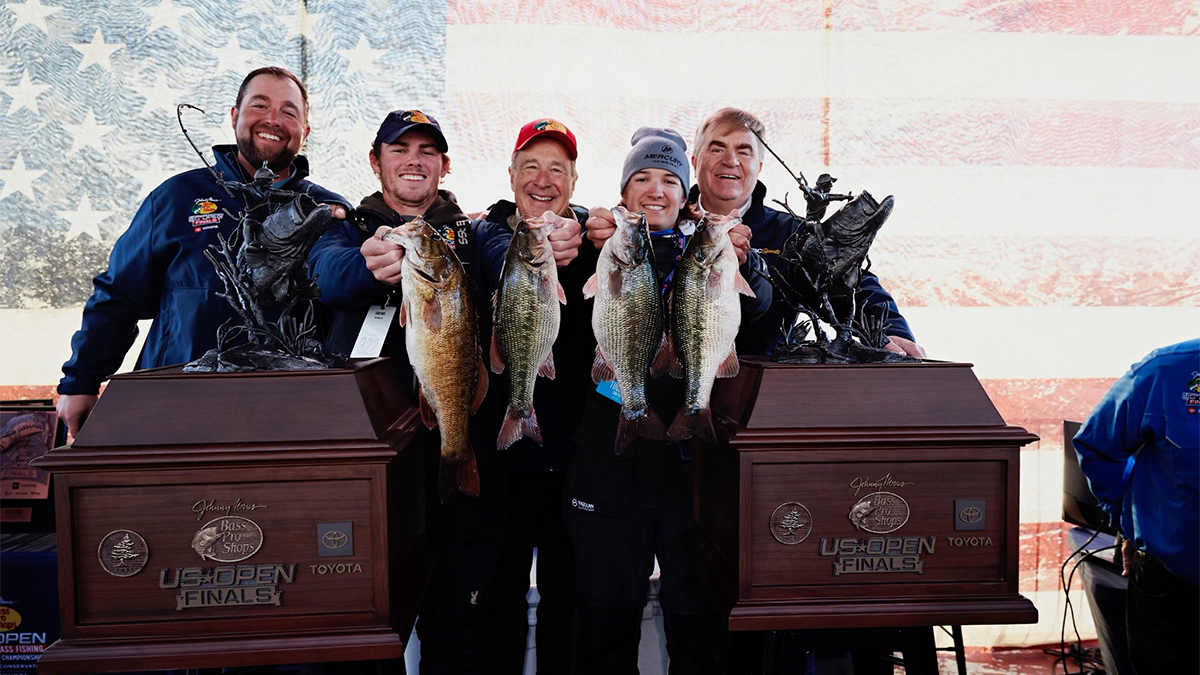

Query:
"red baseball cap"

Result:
[[513, 118, 577, 160]]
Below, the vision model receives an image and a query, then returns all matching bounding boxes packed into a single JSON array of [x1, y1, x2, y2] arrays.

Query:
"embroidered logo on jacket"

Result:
[[189, 197, 224, 232]]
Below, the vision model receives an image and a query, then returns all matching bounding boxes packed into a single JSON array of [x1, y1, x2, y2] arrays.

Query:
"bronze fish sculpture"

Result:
[[238, 189, 331, 308], [383, 217, 488, 498], [583, 207, 667, 453], [490, 211, 567, 450]]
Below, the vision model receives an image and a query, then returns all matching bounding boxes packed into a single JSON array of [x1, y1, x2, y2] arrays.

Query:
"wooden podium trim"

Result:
[[34, 628, 408, 674]]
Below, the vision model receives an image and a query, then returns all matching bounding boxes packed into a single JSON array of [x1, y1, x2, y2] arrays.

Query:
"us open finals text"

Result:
[[818, 536, 935, 576], [159, 563, 296, 610]]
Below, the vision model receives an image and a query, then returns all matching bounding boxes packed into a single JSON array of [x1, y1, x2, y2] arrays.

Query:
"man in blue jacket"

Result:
[[56, 66, 349, 436], [1074, 339, 1199, 674]]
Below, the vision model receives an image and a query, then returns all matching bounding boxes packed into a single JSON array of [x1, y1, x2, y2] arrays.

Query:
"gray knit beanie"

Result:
[[620, 127, 689, 195]]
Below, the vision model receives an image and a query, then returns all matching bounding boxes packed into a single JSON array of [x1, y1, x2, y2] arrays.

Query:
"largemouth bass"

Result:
[[583, 207, 666, 453], [660, 211, 755, 444], [490, 211, 567, 450], [383, 217, 488, 498]]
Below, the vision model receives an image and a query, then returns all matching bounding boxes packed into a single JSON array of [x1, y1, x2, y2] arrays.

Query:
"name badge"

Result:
[[350, 305, 396, 358], [595, 379, 622, 404]]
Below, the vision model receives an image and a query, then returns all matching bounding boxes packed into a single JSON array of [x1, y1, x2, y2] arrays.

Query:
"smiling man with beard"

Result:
[[57, 67, 349, 438]]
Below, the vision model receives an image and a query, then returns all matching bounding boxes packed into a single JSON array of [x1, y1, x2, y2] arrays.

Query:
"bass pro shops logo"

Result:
[[1185, 371, 1200, 413], [189, 197, 224, 232]]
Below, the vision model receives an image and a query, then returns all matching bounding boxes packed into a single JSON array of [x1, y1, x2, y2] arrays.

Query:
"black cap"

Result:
[[373, 110, 448, 152]]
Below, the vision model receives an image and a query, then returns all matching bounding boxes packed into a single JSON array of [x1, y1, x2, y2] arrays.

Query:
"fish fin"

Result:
[[271, 276, 290, 303], [242, 243, 267, 266], [497, 406, 543, 450], [397, 298, 408, 327], [666, 407, 716, 445], [458, 454, 481, 497], [422, 296, 443, 331], [735, 271, 756, 298], [591, 346, 615, 384], [614, 407, 667, 455], [716, 347, 741, 378], [582, 273, 598, 299], [417, 387, 437, 430], [607, 268, 622, 298], [650, 332, 673, 378], [489, 333, 505, 374], [472, 358, 489, 413], [538, 351, 556, 379], [556, 280, 567, 305]]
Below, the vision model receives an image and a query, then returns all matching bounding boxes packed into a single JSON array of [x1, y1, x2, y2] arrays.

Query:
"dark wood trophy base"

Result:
[[691, 359, 1039, 632], [32, 359, 427, 674]]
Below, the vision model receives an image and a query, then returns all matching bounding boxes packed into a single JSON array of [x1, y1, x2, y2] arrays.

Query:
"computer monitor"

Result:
[[1062, 420, 1119, 535]]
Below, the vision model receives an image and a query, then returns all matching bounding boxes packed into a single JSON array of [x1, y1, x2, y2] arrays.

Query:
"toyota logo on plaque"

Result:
[[954, 499, 986, 531], [317, 522, 354, 557]]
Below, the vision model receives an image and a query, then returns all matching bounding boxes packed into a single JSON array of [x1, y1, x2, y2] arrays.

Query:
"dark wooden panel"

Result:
[[691, 360, 1038, 631], [748, 458, 1006, 589], [71, 475, 380, 628]]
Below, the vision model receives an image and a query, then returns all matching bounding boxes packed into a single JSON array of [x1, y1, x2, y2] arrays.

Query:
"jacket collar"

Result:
[[486, 199, 587, 231], [212, 145, 311, 186], [355, 189, 468, 227]]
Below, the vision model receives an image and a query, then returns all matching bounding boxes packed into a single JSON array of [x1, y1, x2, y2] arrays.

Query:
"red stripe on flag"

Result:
[[832, 100, 1200, 170], [875, 238, 1200, 308], [449, 0, 1196, 35]]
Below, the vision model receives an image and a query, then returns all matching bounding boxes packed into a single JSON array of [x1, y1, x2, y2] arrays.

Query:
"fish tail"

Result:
[[666, 407, 716, 445], [438, 454, 481, 500], [614, 407, 667, 455], [497, 406, 543, 450]]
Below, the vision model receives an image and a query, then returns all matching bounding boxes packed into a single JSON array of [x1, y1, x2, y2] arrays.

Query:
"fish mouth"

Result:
[[412, 266, 440, 284]]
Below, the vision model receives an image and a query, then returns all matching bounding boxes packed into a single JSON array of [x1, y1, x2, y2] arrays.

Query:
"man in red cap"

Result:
[[439, 118, 592, 674]]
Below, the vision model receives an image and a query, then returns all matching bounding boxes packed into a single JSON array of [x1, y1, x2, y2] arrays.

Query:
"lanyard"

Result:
[[653, 225, 687, 298]]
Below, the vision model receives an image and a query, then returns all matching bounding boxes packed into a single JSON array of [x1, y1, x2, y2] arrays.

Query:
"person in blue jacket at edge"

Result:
[[1073, 338, 1200, 675], [56, 66, 350, 438], [307, 111, 586, 673]]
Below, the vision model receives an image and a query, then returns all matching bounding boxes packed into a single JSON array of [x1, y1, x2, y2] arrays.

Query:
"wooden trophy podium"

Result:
[[30, 358, 428, 674], [690, 359, 1039, 632]]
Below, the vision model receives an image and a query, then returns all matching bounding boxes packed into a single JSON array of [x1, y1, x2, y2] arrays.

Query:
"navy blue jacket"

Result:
[[688, 182, 914, 356], [59, 146, 349, 395]]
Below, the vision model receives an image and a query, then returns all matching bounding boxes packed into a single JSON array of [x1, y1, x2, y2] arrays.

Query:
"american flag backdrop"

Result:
[[1, 0, 1197, 650]]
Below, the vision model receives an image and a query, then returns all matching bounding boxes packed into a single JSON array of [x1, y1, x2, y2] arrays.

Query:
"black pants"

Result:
[[1127, 551, 1199, 675], [565, 444, 728, 674], [487, 471, 578, 675], [574, 597, 728, 675]]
